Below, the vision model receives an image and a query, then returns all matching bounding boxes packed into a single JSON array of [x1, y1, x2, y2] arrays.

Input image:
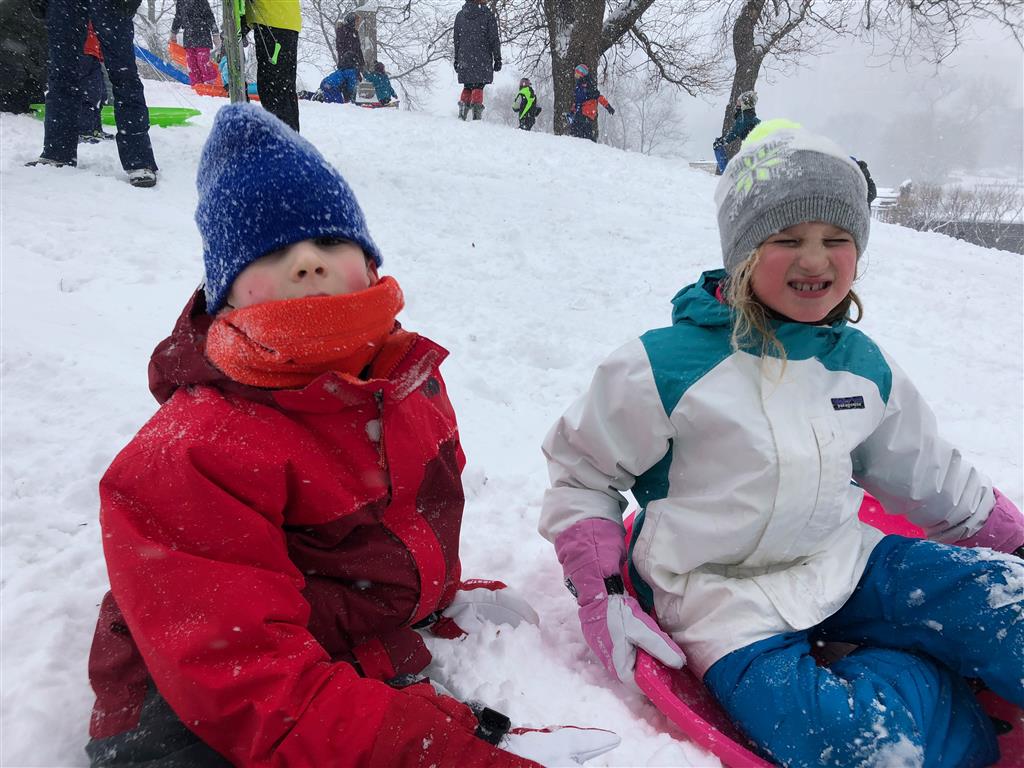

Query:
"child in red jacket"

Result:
[[84, 104, 618, 768]]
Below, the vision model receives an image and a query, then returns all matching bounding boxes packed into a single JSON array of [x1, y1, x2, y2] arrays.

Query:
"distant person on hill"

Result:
[[333, 12, 365, 104], [453, 0, 501, 121], [27, 0, 158, 187], [364, 61, 397, 106], [78, 22, 113, 143], [171, 0, 220, 86], [566, 64, 613, 142], [713, 90, 760, 174], [513, 77, 540, 131]]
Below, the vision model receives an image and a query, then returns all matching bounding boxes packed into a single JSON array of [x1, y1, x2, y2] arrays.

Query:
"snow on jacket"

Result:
[[722, 107, 759, 145], [540, 270, 997, 677], [87, 290, 531, 767], [245, 0, 301, 33], [453, 1, 500, 85], [572, 74, 610, 121], [334, 17, 365, 71], [170, 0, 218, 49]]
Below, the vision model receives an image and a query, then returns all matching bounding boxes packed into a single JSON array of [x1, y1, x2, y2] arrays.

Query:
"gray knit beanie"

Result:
[[714, 119, 870, 274]]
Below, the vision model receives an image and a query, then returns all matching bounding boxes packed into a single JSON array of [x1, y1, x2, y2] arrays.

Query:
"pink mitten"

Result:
[[954, 489, 1024, 555], [554, 518, 685, 686]]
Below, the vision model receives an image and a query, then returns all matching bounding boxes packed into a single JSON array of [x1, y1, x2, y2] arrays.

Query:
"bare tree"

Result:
[[715, 0, 848, 156], [499, 1, 724, 134], [860, 0, 1023, 63], [600, 75, 688, 154]]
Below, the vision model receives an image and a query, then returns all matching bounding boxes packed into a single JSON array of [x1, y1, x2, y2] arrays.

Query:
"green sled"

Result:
[[29, 104, 200, 127]]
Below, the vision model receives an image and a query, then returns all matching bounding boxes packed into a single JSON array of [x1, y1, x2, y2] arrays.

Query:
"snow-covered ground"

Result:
[[2, 81, 1021, 767]]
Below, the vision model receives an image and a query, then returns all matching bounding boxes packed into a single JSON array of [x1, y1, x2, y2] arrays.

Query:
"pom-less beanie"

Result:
[[714, 119, 870, 274], [196, 104, 382, 314], [574, 64, 589, 77]]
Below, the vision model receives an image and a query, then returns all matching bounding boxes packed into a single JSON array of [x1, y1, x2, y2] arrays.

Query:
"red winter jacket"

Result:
[[87, 290, 536, 768]]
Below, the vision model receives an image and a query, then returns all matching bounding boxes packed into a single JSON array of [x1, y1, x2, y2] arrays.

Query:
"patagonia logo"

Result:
[[831, 396, 865, 411]]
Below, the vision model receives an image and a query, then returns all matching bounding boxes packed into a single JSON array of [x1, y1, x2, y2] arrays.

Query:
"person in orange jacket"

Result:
[[566, 64, 614, 141], [83, 104, 620, 768]]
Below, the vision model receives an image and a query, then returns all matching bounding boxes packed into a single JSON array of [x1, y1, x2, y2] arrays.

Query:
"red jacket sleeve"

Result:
[[99, 398, 535, 768]]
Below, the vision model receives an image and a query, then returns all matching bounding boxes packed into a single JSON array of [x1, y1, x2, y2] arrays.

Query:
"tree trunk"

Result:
[[721, 0, 764, 160], [543, 0, 603, 135]]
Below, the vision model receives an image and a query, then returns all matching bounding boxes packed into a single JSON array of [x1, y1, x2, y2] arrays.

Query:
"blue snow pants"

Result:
[[704, 535, 1024, 767], [714, 143, 729, 173], [43, 0, 156, 170], [319, 68, 359, 104]]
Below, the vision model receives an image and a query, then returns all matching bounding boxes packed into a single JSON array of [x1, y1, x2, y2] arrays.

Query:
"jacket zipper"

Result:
[[373, 391, 391, 494]]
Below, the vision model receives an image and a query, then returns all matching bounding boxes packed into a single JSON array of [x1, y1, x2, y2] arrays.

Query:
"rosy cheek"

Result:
[[340, 261, 372, 291], [233, 273, 281, 306]]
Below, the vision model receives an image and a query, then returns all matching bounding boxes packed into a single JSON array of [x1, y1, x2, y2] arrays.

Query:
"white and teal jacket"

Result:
[[540, 270, 996, 677]]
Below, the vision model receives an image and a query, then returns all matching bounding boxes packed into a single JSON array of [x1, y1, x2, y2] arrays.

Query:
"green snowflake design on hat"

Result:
[[735, 144, 783, 193]]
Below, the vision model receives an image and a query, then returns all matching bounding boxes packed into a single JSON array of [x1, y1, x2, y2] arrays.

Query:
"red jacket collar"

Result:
[[148, 289, 449, 409]]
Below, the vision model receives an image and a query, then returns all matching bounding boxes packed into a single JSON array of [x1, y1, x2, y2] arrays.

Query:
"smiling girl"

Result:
[[539, 120, 1024, 766]]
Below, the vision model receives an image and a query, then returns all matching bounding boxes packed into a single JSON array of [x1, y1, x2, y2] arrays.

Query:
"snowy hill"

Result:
[[2, 82, 1021, 767]]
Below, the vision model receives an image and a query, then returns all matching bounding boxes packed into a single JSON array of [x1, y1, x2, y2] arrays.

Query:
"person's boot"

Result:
[[25, 156, 76, 168], [127, 168, 158, 188], [457, 101, 470, 120], [471, 103, 484, 121]]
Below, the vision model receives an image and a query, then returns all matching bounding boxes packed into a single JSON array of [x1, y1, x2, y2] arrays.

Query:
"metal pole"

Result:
[[223, 0, 247, 103]]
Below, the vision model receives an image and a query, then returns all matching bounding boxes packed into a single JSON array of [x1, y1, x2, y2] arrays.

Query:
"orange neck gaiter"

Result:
[[205, 276, 405, 389]]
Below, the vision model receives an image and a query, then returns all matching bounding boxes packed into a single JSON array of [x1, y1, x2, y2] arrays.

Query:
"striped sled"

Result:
[[624, 497, 1024, 767]]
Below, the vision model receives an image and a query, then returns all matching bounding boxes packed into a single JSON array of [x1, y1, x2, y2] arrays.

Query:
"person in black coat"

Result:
[[453, 0, 500, 121], [333, 12, 365, 103]]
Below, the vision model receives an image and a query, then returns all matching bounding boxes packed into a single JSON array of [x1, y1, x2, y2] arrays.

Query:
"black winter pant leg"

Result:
[[78, 54, 105, 134], [570, 116, 595, 141], [43, 0, 156, 169], [86, 686, 230, 767], [252, 25, 299, 132], [518, 115, 535, 131]]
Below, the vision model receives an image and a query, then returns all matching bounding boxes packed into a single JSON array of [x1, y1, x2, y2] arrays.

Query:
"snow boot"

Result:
[[471, 103, 484, 121], [127, 168, 158, 188], [458, 101, 470, 120], [25, 156, 76, 168]]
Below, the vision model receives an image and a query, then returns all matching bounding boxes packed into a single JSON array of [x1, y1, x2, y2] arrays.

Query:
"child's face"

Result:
[[224, 237, 377, 311], [751, 221, 857, 323]]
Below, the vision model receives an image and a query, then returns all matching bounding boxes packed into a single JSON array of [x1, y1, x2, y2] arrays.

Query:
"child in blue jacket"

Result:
[[714, 90, 760, 173], [541, 119, 1024, 767]]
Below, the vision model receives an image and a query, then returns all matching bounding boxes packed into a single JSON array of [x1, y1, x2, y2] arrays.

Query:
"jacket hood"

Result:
[[460, 1, 488, 16], [670, 270, 732, 328], [148, 288, 264, 405], [670, 269, 851, 354]]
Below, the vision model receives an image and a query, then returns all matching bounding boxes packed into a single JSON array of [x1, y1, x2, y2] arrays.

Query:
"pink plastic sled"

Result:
[[626, 495, 1024, 767]]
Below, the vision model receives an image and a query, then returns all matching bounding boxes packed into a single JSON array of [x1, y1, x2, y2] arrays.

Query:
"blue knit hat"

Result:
[[196, 104, 382, 314]]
